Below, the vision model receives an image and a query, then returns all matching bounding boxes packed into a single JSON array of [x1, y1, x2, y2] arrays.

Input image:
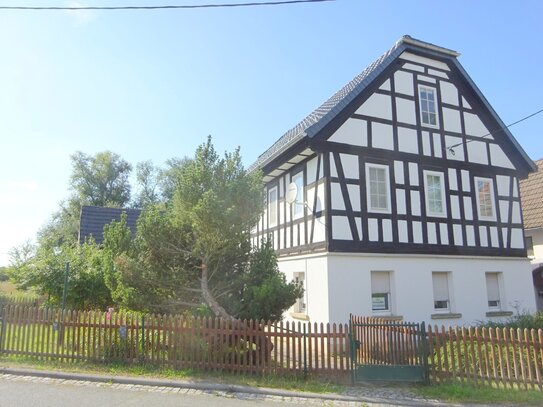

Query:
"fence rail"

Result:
[[428, 324, 543, 390], [1, 305, 543, 389], [0, 305, 349, 377]]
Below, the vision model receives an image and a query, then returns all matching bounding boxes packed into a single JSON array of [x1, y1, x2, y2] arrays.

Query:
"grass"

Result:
[[0, 281, 21, 296], [414, 381, 543, 406], [0, 356, 343, 394]]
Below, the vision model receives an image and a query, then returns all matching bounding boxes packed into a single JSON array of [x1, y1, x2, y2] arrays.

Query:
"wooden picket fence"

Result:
[[1, 305, 543, 389], [0, 306, 350, 379], [428, 325, 543, 390]]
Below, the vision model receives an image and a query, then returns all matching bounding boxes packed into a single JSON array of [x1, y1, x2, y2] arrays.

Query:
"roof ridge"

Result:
[[249, 35, 460, 172]]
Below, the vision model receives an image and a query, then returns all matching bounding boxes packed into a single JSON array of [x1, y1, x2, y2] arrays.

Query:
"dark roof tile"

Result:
[[78, 205, 141, 244]]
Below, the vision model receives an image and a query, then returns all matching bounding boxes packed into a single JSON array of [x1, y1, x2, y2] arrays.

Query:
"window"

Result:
[[526, 236, 534, 258], [366, 164, 391, 213], [475, 177, 496, 220], [371, 271, 391, 312], [294, 272, 306, 313], [268, 186, 278, 227], [432, 272, 450, 311], [419, 86, 438, 126], [292, 172, 304, 220], [424, 171, 446, 217], [485, 272, 501, 309]]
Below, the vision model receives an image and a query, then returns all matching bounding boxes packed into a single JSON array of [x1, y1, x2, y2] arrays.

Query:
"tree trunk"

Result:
[[200, 261, 274, 363]]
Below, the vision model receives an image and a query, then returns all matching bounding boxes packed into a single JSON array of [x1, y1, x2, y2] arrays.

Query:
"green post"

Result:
[[61, 262, 70, 311]]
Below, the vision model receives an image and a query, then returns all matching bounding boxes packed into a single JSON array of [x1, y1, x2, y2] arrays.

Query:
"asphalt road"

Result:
[[0, 378, 302, 407]]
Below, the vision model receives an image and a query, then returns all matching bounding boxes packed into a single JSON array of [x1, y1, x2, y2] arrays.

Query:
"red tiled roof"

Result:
[[520, 159, 543, 229]]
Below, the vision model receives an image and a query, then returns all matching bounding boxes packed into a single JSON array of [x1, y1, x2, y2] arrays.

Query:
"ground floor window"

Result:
[[485, 272, 502, 309], [293, 272, 306, 313], [371, 271, 391, 312], [432, 272, 450, 311]]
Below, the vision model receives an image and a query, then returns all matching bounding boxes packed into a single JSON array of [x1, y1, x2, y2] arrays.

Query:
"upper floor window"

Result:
[[366, 163, 391, 213], [268, 186, 278, 227], [292, 172, 304, 220], [424, 171, 446, 217], [475, 177, 496, 221], [419, 86, 438, 127]]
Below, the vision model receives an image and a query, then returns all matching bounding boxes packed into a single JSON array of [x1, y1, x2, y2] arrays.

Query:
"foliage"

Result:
[[236, 239, 302, 322], [414, 382, 543, 405], [477, 310, 543, 330], [70, 151, 132, 208], [0, 266, 8, 282], [110, 137, 299, 321], [8, 241, 112, 310]]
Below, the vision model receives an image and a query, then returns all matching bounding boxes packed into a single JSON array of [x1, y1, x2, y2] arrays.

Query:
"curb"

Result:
[[0, 366, 448, 406]]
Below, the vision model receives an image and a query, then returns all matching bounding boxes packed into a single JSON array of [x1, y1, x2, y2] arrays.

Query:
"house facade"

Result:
[[249, 36, 537, 325], [519, 159, 543, 311]]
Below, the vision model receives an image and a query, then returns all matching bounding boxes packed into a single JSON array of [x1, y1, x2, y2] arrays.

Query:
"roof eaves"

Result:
[[449, 59, 536, 174]]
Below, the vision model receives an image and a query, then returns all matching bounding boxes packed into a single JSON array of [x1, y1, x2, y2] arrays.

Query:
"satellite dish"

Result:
[[286, 182, 298, 204]]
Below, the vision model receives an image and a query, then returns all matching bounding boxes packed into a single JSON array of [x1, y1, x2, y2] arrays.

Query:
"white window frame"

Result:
[[424, 171, 446, 217], [475, 177, 496, 221], [292, 172, 304, 220], [365, 163, 391, 214], [371, 271, 392, 313], [418, 85, 439, 128], [432, 272, 451, 312], [293, 272, 306, 314], [268, 186, 278, 227], [485, 272, 502, 310]]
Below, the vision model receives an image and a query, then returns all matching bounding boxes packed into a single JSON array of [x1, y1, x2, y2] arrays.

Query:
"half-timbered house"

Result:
[[249, 36, 537, 325]]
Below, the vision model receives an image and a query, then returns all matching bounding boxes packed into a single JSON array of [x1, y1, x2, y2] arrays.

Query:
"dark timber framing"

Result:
[[251, 40, 532, 259]]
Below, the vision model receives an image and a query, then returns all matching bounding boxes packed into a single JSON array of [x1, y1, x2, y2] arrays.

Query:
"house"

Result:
[[78, 205, 141, 244], [519, 159, 543, 310], [249, 35, 537, 325]]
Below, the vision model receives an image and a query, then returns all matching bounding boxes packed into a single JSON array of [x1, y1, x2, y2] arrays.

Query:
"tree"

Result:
[[70, 151, 132, 208], [132, 160, 161, 208], [110, 137, 301, 321], [8, 241, 111, 310]]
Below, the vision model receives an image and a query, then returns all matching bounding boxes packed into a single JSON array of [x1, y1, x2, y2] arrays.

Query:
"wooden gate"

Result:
[[349, 315, 428, 383]]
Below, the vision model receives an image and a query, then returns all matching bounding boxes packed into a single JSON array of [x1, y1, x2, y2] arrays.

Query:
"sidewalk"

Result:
[[0, 366, 479, 406]]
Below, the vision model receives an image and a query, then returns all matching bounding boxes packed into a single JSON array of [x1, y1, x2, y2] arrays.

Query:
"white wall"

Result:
[[527, 228, 543, 261], [278, 254, 330, 323], [292, 252, 536, 326]]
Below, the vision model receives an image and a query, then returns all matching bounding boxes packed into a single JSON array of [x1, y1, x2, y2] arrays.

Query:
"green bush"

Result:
[[477, 311, 543, 330]]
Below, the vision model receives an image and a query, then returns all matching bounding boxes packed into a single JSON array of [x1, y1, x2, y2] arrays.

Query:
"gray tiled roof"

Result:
[[520, 159, 543, 229], [79, 205, 141, 244], [249, 35, 535, 175]]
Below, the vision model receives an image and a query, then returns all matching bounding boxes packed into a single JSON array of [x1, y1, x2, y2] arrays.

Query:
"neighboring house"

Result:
[[249, 35, 537, 325], [78, 205, 141, 244], [519, 159, 543, 311]]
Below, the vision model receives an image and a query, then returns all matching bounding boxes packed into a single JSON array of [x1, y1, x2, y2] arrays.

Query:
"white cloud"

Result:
[[66, 1, 97, 26]]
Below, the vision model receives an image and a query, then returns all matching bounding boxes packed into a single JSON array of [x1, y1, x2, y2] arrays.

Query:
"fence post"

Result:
[[141, 314, 145, 363], [420, 321, 429, 384], [0, 306, 5, 354], [302, 323, 307, 377]]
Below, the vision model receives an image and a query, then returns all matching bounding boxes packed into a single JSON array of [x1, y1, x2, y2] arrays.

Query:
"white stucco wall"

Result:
[[281, 252, 536, 326], [278, 254, 330, 323]]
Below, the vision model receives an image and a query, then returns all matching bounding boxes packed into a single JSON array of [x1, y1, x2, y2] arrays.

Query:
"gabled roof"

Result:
[[249, 35, 535, 175], [79, 205, 141, 244], [520, 159, 543, 229]]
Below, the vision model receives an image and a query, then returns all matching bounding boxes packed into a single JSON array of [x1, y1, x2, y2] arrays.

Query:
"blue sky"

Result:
[[1, 0, 542, 266]]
